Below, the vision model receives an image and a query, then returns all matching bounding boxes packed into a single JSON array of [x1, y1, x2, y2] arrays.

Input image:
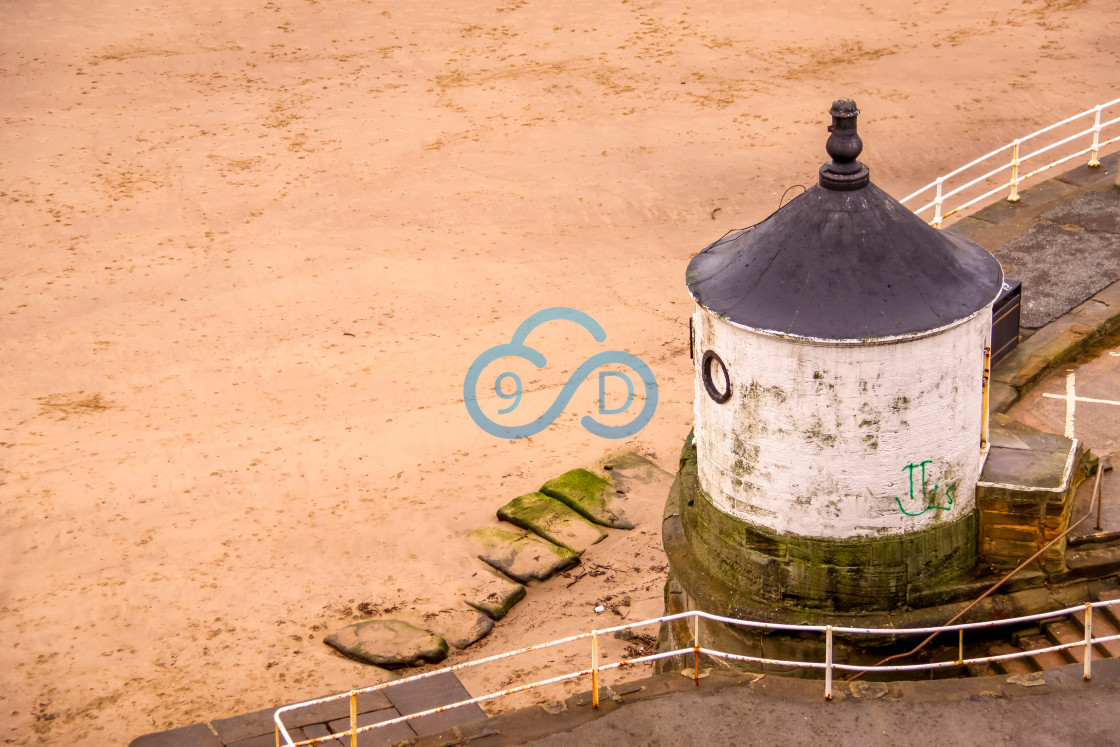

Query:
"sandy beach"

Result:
[[2, 0, 1118, 743]]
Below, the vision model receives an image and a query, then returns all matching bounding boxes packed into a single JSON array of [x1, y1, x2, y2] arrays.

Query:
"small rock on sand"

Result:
[[427, 606, 496, 650]]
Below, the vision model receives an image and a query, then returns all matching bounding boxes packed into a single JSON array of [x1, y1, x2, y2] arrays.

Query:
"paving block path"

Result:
[[130, 671, 483, 747]]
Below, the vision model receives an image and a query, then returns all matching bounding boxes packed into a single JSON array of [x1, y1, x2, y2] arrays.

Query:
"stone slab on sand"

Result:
[[468, 527, 580, 584], [599, 450, 676, 488], [497, 491, 608, 554], [540, 468, 634, 529], [426, 606, 495, 650], [324, 620, 448, 669], [460, 566, 527, 620]]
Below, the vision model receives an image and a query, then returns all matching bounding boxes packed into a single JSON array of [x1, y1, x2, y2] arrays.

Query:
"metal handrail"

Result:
[[274, 599, 1120, 745], [901, 98, 1120, 227]]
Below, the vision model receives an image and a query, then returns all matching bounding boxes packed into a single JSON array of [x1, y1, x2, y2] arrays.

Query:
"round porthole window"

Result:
[[701, 350, 731, 404]]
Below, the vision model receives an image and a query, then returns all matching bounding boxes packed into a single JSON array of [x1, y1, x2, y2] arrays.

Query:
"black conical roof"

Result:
[[686, 101, 1003, 341]]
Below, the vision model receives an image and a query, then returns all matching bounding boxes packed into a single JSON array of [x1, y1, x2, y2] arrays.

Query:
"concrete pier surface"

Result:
[[518, 658, 1120, 747], [949, 149, 1120, 332], [133, 158, 1120, 747]]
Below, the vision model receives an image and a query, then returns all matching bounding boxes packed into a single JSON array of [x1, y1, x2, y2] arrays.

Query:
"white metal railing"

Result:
[[274, 599, 1120, 746], [901, 98, 1120, 227]]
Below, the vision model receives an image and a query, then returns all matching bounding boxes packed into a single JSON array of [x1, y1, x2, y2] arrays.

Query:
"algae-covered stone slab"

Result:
[[459, 566, 527, 620], [428, 606, 495, 650], [540, 468, 634, 529], [325, 620, 448, 668], [497, 491, 608, 554], [468, 527, 580, 584]]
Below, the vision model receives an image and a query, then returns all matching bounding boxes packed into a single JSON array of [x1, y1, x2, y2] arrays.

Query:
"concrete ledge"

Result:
[[990, 278, 1120, 413], [968, 177, 1081, 227], [946, 147, 1118, 254]]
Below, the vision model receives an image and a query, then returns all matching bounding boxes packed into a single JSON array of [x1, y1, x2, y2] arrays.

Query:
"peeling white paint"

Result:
[[692, 305, 994, 539]]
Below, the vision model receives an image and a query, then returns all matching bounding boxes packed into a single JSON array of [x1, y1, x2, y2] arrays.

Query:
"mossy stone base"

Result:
[[671, 432, 977, 614]]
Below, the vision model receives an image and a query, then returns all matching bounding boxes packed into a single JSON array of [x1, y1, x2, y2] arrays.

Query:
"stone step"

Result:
[[1100, 601, 1120, 626], [1017, 634, 1075, 669], [988, 644, 1037, 675], [1096, 592, 1120, 631], [1071, 608, 1120, 658], [964, 662, 996, 678], [1041, 619, 1086, 662], [1095, 600, 1120, 648]]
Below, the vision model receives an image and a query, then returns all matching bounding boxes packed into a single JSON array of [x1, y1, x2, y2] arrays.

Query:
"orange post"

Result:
[[591, 632, 600, 709], [349, 691, 357, 747]]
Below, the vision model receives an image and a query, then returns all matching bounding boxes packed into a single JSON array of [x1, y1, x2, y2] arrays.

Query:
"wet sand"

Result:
[[2, 0, 1119, 743]]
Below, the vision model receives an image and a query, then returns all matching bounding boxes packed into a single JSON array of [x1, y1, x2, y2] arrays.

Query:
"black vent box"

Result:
[[991, 280, 1021, 364]]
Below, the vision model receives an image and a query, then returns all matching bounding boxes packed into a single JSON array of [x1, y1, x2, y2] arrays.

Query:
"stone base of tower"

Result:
[[658, 428, 1114, 676], [666, 431, 979, 617]]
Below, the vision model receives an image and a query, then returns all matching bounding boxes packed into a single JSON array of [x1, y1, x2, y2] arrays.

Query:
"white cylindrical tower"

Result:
[[692, 310, 991, 539], [671, 100, 1004, 612]]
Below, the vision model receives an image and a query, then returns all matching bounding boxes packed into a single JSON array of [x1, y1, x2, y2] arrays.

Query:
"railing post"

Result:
[[591, 630, 600, 709], [933, 177, 944, 229], [825, 626, 834, 700], [1088, 105, 1103, 167], [349, 690, 358, 747], [958, 629, 965, 665], [693, 614, 701, 686], [275, 726, 280, 747], [1008, 140, 1021, 203], [1084, 604, 1093, 680]]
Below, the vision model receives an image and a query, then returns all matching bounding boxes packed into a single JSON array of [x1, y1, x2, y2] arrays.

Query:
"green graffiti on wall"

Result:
[[893, 459, 957, 517]]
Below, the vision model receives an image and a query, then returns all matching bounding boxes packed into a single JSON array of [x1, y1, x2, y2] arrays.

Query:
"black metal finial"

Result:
[[819, 99, 870, 191]]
